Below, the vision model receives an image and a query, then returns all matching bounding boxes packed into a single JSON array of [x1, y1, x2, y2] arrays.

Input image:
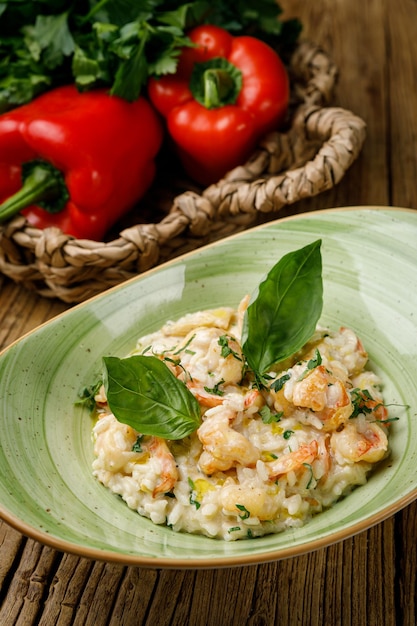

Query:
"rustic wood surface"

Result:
[[0, 0, 416, 624]]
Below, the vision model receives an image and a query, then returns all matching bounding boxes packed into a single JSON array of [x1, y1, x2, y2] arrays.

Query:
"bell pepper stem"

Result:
[[0, 160, 68, 222], [190, 58, 242, 110], [203, 69, 235, 109]]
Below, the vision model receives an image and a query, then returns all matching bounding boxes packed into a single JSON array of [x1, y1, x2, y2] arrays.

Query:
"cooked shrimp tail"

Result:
[[146, 437, 179, 496], [267, 440, 319, 479]]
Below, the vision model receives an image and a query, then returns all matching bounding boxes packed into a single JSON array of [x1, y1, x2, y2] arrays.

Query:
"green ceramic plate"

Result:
[[0, 207, 416, 568]]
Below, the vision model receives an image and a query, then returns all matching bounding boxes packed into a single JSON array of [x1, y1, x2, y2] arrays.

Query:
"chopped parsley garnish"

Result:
[[173, 334, 196, 355], [260, 406, 283, 424], [349, 388, 376, 418], [236, 504, 250, 520], [302, 463, 314, 489], [270, 373, 291, 392], [204, 380, 225, 396], [77, 380, 102, 413], [188, 477, 201, 510], [218, 335, 242, 361], [228, 526, 241, 533], [132, 435, 144, 453], [376, 417, 400, 424], [307, 349, 322, 370], [297, 349, 323, 381], [162, 355, 191, 380], [163, 356, 181, 367]]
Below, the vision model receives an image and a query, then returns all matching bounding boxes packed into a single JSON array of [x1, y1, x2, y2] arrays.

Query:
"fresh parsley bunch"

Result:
[[0, 0, 301, 112]]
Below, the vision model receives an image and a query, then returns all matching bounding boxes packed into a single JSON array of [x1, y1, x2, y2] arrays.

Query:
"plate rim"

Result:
[[0, 487, 416, 569]]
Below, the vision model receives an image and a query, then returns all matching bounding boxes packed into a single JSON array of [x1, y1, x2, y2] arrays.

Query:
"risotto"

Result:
[[91, 299, 390, 541]]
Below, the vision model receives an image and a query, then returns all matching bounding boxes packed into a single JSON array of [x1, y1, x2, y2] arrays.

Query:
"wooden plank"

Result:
[[0, 541, 57, 625], [38, 555, 94, 625], [108, 567, 159, 625], [396, 504, 417, 626], [0, 278, 66, 350], [0, 523, 24, 593], [386, 0, 417, 208], [279, 0, 390, 213]]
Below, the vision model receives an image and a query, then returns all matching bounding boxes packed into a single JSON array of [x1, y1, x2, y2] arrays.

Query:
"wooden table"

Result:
[[0, 1, 416, 624]]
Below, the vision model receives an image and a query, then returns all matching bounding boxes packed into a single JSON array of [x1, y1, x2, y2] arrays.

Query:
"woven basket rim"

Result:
[[0, 39, 366, 302]]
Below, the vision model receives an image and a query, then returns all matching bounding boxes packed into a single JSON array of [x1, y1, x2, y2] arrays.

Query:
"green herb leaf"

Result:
[[260, 405, 282, 424], [188, 477, 201, 509], [103, 354, 201, 439], [132, 435, 144, 452], [302, 462, 314, 489], [236, 503, 250, 519], [297, 349, 323, 381], [77, 379, 102, 413], [307, 349, 322, 370], [270, 373, 291, 392], [242, 240, 323, 377], [22, 13, 75, 69], [204, 380, 225, 396], [218, 335, 242, 360]]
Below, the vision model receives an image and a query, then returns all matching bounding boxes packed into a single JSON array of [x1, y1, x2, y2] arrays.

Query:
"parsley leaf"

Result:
[[22, 13, 75, 69], [260, 406, 283, 424], [218, 335, 242, 360], [270, 373, 291, 392], [236, 503, 250, 519]]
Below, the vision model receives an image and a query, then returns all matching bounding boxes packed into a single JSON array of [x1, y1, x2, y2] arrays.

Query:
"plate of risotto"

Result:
[[0, 206, 416, 568]]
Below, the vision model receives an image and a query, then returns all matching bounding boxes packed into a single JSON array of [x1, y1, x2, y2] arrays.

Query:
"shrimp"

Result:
[[363, 397, 388, 422], [220, 484, 281, 521], [187, 383, 264, 412], [93, 414, 140, 472], [338, 327, 368, 375], [316, 433, 331, 478], [94, 384, 108, 406], [161, 307, 235, 336], [186, 382, 225, 408], [144, 436, 179, 497], [266, 440, 319, 479], [197, 406, 260, 474], [94, 415, 179, 496], [290, 365, 352, 431], [305, 327, 368, 378], [330, 420, 388, 464]]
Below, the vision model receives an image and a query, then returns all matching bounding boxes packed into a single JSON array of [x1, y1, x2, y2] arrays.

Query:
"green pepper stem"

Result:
[[190, 58, 242, 110], [0, 160, 69, 222], [203, 69, 235, 109]]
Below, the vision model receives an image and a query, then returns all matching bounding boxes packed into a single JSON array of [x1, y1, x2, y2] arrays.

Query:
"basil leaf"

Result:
[[103, 355, 201, 440], [241, 240, 323, 376]]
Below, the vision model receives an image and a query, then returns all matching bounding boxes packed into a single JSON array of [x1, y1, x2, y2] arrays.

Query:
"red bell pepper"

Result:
[[148, 25, 290, 186], [0, 85, 163, 240]]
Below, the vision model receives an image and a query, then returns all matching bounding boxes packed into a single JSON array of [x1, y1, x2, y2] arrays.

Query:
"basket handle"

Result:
[[158, 104, 367, 240]]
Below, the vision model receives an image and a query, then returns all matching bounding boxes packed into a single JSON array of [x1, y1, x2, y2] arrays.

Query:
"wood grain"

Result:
[[0, 1, 416, 624]]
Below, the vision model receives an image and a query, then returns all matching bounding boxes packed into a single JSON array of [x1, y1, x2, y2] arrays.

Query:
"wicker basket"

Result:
[[0, 40, 366, 303]]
